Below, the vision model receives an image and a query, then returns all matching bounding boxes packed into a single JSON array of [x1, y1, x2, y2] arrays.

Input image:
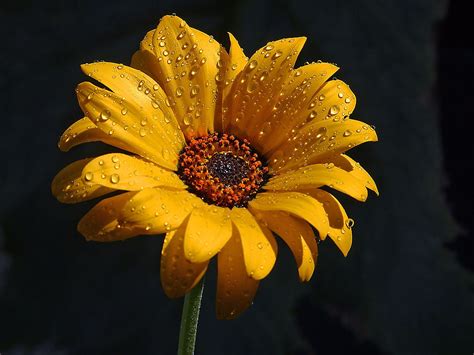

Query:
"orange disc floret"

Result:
[[178, 133, 269, 207]]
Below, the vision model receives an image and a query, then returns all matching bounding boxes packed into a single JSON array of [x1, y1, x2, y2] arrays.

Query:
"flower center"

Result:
[[178, 133, 269, 208]]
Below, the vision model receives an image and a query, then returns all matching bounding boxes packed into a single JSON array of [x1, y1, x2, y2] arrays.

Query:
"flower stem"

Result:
[[177, 278, 205, 355]]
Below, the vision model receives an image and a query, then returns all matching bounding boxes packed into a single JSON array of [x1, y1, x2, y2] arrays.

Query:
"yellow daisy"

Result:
[[52, 15, 378, 319]]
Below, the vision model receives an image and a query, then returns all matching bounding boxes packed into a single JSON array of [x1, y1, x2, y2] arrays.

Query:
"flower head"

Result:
[[52, 15, 378, 319]]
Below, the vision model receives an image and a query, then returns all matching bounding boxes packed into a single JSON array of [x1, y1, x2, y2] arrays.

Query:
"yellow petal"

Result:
[[230, 208, 277, 280], [216, 229, 259, 319], [305, 189, 353, 256], [249, 192, 329, 239], [184, 205, 232, 263], [223, 37, 306, 146], [221, 33, 248, 133], [269, 118, 378, 173], [161, 221, 208, 298], [52, 158, 115, 204], [257, 62, 340, 154], [265, 164, 368, 202], [255, 211, 317, 282], [81, 153, 186, 191], [139, 29, 155, 52], [58, 117, 131, 152], [76, 81, 180, 170], [118, 188, 203, 234], [131, 15, 224, 138], [77, 191, 139, 241], [80, 62, 184, 148], [323, 154, 379, 195]]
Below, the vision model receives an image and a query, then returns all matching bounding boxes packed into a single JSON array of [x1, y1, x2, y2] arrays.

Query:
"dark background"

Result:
[[1, 0, 473, 354]]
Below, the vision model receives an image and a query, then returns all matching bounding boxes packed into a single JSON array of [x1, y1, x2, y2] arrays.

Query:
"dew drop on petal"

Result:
[[345, 218, 355, 229], [190, 85, 200, 97], [329, 105, 340, 116], [99, 110, 111, 121], [110, 174, 120, 184], [84, 172, 94, 181], [177, 30, 186, 40], [272, 50, 282, 59], [183, 114, 192, 126]]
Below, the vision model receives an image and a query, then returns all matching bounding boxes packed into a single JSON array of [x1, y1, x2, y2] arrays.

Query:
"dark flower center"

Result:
[[178, 133, 268, 208], [206, 153, 250, 186]]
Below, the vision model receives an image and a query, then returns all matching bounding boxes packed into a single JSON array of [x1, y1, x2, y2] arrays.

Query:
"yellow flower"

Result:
[[52, 15, 378, 319]]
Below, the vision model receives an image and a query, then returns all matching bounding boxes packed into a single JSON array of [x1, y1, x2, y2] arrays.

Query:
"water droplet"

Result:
[[338, 92, 344, 98], [99, 110, 111, 121], [139, 128, 147, 137], [272, 50, 282, 59], [259, 71, 268, 82], [183, 114, 192, 126], [307, 110, 317, 121], [345, 97, 351, 103], [190, 85, 200, 97], [177, 30, 186, 40], [257, 242, 263, 249], [315, 127, 327, 139], [248, 60, 258, 70], [159, 41, 165, 47], [110, 174, 120, 184], [345, 218, 355, 229], [264, 44, 274, 51], [190, 66, 199, 77], [176, 87, 184, 97], [111, 155, 119, 163], [318, 94, 325, 101], [329, 105, 340, 116], [84, 172, 94, 181], [121, 108, 128, 115], [343, 129, 352, 137]]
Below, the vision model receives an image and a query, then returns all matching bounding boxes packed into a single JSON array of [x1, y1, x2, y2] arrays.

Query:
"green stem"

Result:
[[177, 278, 205, 355]]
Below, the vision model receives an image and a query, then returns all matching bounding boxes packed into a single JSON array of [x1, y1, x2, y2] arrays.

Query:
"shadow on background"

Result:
[[0, 0, 472, 354]]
